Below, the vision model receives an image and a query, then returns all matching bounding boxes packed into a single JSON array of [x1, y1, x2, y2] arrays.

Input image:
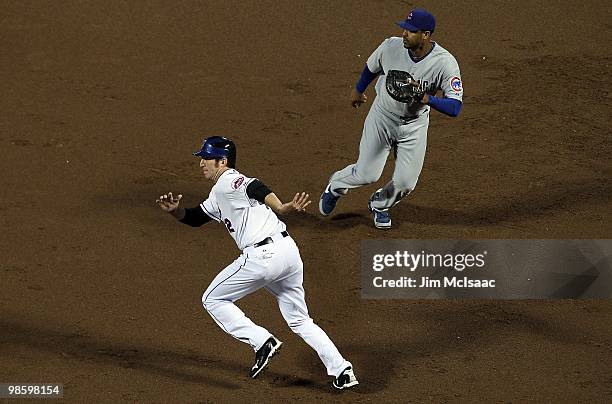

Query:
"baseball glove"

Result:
[[385, 70, 425, 107]]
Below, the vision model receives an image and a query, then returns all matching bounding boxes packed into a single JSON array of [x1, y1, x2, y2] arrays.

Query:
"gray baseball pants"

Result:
[[329, 103, 429, 210]]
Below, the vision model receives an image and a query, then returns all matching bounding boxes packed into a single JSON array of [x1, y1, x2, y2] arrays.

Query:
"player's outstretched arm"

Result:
[[156, 192, 185, 220], [265, 192, 311, 215]]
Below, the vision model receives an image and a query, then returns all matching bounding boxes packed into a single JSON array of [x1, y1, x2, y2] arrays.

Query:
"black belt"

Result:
[[252, 231, 289, 248]]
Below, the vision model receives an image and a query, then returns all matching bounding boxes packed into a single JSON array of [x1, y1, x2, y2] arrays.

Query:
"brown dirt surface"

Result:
[[2, 1, 611, 402]]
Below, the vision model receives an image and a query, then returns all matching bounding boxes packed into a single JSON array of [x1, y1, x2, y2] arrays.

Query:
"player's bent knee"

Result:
[[202, 300, 227, 318], [202, 293, 219, 312], [287, 316, 313, 332], [350, 165, 382, 185], [363, 171, 383, 184], [356, 171, 381, 185]]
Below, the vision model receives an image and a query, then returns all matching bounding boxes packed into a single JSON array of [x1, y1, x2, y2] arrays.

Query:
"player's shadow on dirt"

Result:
[[400, 181, 611, 226], [0, 303, 594, 394], [286, 180, 611, 229], [285, 212, 371, 229], [290, 301, 590, 395], [0, 318, 359, 393], [0, 319, 251, 389]]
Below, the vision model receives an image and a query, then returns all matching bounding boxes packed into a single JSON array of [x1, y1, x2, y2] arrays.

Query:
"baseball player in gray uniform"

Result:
[[319, 8, 463, 229], [156, 136, 358, 390]]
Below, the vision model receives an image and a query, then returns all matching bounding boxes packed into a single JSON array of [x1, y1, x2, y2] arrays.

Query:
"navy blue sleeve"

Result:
[[246, 179, 272, 204], [427, 96, 462, 117], [356, 64, 379, 93], [180, 206, 212, 227]]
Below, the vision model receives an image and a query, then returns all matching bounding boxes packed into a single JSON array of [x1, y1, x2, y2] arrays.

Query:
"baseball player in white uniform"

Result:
[[156, 136, 358, 390], [319, 8, 463, 229]]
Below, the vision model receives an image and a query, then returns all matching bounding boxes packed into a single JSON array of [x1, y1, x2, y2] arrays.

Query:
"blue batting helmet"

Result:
[[193, 136, 237, 164]]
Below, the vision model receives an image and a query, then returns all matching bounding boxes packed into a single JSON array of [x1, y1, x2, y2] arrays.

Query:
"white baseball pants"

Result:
[[329, 103, 430, 210], [202, 235, 351, 377]]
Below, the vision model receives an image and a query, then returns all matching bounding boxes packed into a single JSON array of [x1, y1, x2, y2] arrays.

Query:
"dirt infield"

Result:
[[2, 1, 611, 402]]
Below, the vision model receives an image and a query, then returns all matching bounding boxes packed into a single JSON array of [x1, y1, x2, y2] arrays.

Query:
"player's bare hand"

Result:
[[275, 192, 311, 215], [351, 89, 367, 108], [156, 191, 182, 213], [291, 192, 312, 212]]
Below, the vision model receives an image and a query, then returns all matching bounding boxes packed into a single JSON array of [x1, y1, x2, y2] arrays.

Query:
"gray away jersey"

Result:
[[200, 169, 286, 250], [367, 37, 463, 117]]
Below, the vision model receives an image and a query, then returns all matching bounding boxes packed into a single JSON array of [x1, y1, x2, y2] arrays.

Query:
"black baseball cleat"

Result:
[[250, 336, 283, 379], [333, 366, 359, 390]]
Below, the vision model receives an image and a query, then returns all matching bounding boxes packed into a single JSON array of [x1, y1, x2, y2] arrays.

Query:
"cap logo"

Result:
[[450, 77, 463, 92], [232, 176, 245, 189]]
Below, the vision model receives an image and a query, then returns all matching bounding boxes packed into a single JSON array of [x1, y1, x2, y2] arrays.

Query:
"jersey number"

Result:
[[223, 218, 235, 233]]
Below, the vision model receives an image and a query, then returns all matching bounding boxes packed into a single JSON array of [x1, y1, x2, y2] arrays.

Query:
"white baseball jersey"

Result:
[[195, 168, 353, 378], [199, 169, 286, 250], [367, 37, 463, 118]]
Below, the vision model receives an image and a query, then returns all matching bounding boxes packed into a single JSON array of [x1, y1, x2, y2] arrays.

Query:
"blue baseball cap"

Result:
[[397, 8, 436, 33]]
